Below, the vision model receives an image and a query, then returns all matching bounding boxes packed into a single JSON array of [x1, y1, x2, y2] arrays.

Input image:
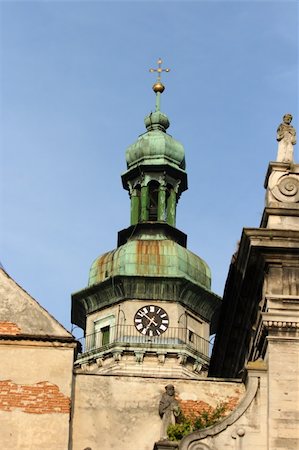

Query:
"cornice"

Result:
[[262, 311, 299, 330], [263, 320, 299, 330], [71, 275, 220, 331]]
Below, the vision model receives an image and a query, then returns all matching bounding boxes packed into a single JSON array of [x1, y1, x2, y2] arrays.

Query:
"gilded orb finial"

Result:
[[149, 58, 170, 111], [149, 58, 170, 93]]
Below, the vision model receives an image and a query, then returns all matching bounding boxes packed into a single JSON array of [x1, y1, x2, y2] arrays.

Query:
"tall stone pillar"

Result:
[[261, 158, 299, 450]]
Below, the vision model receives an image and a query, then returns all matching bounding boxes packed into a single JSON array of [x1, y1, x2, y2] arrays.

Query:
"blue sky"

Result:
[[1, 1, 298, 335]]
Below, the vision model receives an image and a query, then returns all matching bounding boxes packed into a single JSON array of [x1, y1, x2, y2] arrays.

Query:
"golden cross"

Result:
[[149, 58, 170, 82]]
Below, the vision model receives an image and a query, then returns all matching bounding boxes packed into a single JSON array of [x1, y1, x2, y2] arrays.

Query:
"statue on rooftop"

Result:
[[159, 384, 180, 440], [276, 113, 296, 163]]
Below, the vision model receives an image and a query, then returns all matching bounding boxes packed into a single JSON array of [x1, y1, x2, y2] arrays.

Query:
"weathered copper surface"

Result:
[[89, 237, 211, 290]]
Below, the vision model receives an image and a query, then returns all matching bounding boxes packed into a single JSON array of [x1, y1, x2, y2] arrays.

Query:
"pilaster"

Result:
[[261, 294, 299, 450]]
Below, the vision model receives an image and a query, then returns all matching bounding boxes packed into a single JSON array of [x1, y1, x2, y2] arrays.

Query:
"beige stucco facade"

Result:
[[0, 269, 76, 450], [0, 344, 75, 450], [71, 373, 245, 450], [70, 348, 297, 450]]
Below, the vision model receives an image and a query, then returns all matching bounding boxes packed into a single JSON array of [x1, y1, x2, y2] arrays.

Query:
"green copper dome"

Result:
[[88, 234, 211, 290], [125, 111, 186, 170], [71, 64, 221, 334]]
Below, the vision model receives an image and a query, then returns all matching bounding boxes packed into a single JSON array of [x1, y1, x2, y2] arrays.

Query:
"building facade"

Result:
[[0, 77, 298, 449]]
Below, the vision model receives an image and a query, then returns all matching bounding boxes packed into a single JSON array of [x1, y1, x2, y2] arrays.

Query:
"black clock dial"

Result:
[[134, 305, 169, 336]]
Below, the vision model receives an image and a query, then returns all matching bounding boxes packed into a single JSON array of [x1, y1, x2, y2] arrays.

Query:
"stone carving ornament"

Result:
[[134, 351, 144, 363], [159, 384, 180, 440], [276, 113, 296, 163], [187, 444, 213, 450], [269, 173, 299, 203]]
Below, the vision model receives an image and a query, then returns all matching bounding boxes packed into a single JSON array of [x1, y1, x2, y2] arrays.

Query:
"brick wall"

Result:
[[179, 395, 240, 419], [0, 322, 21, 335], [0, 380, 70, 414]]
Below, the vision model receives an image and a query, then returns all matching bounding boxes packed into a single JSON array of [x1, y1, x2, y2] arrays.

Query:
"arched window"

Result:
[[148, 181, 159, 221]]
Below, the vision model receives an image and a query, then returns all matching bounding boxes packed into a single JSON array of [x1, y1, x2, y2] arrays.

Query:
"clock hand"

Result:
[[139, 311, 152, 321], [145, 316, 158, 330], [139, 311, 158, 327], [140, 311, 158, 327]]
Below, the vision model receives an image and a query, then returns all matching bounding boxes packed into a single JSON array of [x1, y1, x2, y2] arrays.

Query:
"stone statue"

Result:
[[276, 113, 296, 163], [159, 384, 180, 440]]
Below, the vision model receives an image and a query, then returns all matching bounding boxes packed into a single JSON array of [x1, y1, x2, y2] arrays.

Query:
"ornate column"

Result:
[[141, 184, 149, 221], [130, 189, 140, 225], [158, 183, 167, 221], [167, 189, 176, 226]]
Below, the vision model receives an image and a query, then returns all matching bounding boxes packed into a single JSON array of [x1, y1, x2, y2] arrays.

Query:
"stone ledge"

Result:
[[154, 440, 179, 450], [246, 359, 267, 371], [264, 161, 299, 188]]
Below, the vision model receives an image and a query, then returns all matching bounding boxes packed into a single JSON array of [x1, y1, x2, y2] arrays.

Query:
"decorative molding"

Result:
[[265, 295, 299, 303], [188, 444, 212, 450], [231, 427, 246, 439], [262, 312, 299, 331], [173, 180, 181, 194], [158, 174, 167, 187], [178, 353, 187, 365], [72, 275, 219, 330], [134, 351, 144, 363], [75, 344, 209, 369], [270, 174, 299, 203], [192, 361, 203, 373], [278, 176, 299, 197], [263, 320, 299, 330], [112, 351, 122, 362], [95, 357, 103, 367], [127, 180, 133, 195], [157, 352, 166, 365]]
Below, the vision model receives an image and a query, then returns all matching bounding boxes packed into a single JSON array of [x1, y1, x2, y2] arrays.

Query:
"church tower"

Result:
[[71, 60, 220, 377]]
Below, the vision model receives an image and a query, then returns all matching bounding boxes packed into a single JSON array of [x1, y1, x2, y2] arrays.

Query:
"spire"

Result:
[[122, 59, 187, 229], [149, 58, 170, 112], [145, 58, 171, 132]]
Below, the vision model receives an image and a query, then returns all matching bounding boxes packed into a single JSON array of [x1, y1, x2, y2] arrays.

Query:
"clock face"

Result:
[[134, 305, 169, 337]]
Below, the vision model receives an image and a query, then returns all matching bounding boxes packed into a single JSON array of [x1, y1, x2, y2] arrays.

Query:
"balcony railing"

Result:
[[77, 325, 210, 361]]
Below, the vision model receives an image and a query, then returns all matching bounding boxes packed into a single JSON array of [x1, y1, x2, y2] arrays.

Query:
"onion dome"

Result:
[[125, 111, 186, 170], [88, 234, 211, 291]]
